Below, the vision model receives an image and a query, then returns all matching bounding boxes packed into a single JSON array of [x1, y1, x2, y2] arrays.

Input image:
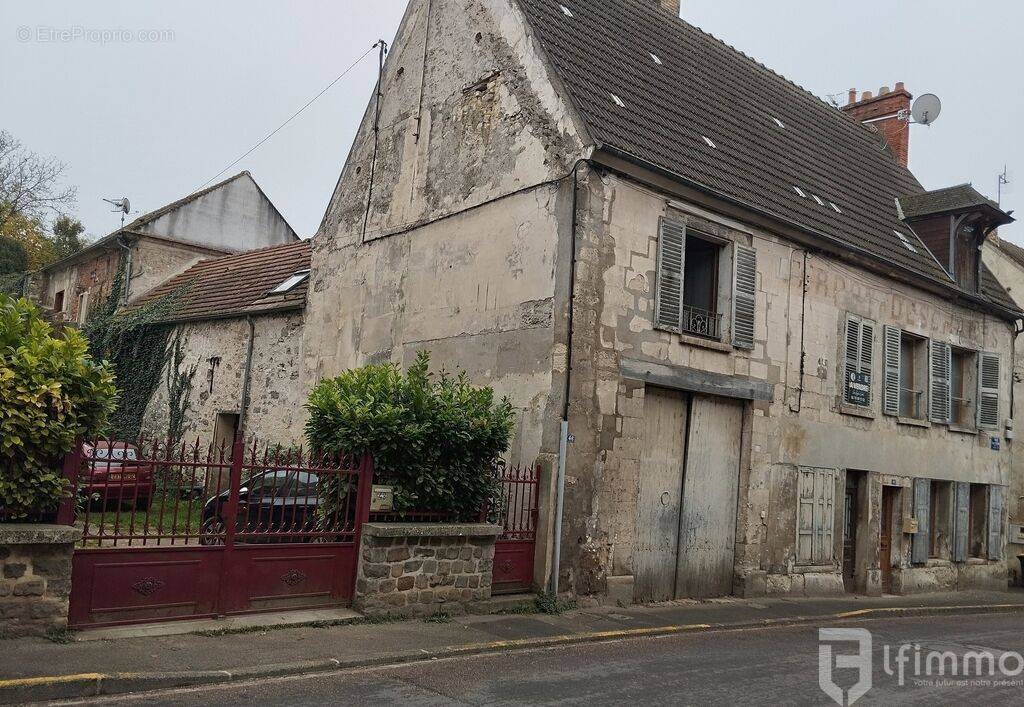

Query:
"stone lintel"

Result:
[[0, 523, 82, 545], [361, 523, 502, 539]]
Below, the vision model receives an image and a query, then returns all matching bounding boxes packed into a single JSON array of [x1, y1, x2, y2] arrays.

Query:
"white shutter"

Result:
[[929, 340, 951, 423], [654, 218, 686, 332], [883, 326, 901, 416], [977, 352, 1001, 431], [731, 244, 757, 350], [912, 478, 931, 564], [953, 481, 970, 563], [988, 485, 1005, 560]]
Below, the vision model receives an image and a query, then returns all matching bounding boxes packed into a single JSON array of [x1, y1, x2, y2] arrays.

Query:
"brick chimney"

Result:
[[841, 82, 912, 167], [659, 0, 681, 16]]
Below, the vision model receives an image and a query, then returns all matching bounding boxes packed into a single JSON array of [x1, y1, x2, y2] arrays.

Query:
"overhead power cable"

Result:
[[194, 43, 378, 191]]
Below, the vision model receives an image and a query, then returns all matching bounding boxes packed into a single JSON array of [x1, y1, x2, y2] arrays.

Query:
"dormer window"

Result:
[[898, 184, 1014, 293]]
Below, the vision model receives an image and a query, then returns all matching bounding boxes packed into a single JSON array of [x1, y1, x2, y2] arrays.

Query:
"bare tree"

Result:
[[0, 130, 77, 231]]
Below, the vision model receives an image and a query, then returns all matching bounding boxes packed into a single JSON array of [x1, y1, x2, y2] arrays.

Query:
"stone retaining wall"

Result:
[[0, 524, 81, 637], [354, 523, 501, 617]]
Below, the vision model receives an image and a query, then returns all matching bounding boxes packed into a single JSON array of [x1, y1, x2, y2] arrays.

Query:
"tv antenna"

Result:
[[901, 93, 942, 126], [103, 197, 131, 228], [998, 166, 1012, 206]]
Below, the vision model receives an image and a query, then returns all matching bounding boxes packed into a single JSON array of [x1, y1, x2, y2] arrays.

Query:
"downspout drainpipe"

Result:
[[238, 315, 256, 437], [551, 159, 589, 596]]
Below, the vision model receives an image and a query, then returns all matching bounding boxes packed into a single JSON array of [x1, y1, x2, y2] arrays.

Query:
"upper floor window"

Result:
[[654, 217, 757, 349], [881, 328, 1000, 431]]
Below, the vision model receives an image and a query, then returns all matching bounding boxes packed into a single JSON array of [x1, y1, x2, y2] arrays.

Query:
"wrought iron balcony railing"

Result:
[[680, 304, 723, 341]]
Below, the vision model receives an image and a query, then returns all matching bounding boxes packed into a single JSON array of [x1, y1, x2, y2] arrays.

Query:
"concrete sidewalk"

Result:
[[2, 590, 1024, 703]]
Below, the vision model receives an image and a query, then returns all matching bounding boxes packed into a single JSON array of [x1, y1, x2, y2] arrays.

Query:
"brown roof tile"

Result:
[[132, 240, 311, 323]]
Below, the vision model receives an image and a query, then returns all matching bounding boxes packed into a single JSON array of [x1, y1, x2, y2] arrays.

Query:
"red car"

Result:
[[80, 442, 155, 510]]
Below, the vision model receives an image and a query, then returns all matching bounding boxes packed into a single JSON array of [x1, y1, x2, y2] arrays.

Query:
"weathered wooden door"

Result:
[[880, 486, 896, 594], [675, 395, 743, 598], [635, 387, 689, 602], [842, 473, 859, 592]]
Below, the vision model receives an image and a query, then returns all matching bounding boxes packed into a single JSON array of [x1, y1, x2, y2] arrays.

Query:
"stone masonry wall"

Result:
[[354, 524, 500, 617], [0, 525, 80, 638]]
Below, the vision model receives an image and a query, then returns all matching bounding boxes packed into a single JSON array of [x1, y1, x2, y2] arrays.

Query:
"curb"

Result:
[[4, 603, 1023, 704]]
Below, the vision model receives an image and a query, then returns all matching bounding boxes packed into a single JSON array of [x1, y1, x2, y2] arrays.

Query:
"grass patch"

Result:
[[45, 627, 75, 644], [81, 488, 204, 546], [423, 610, 453, 624], [533, 591, 577, 615]]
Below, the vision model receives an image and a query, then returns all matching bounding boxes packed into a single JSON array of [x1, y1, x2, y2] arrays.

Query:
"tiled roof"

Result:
[[997, 237, 1024, 271], [513, 0, 1018, 313], [132, 240, 311, 323], [900, 184, 1002, 220]]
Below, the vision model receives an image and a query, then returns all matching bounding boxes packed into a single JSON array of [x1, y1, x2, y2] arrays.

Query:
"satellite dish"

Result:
[[912, 94, 942, 126], [103, 197, 131, 214]]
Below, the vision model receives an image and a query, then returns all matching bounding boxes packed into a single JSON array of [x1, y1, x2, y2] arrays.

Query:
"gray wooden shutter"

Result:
[[843, 317, 862, 405], [883, 325, 902, 416], [912, 478, 931, 564], [929, 340, 951, 423], [988, 485, 1005, 560], [797, 468, 835, 565], [953, 481, 970, 562], [731, 244, 757, 350], [654, 218, 686, 332], [977, 352, 1001, 431]]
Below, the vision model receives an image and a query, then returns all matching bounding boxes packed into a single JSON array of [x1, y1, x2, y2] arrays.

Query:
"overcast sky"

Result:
[[1, 1, 1021, 243]]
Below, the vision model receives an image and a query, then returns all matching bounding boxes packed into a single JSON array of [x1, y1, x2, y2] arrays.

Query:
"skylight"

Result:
[[269, 269, 310, 295], [772, 117, 785, 129], [830, 202, 842, 213], [702, 135, 716, 148], [649, 52, 663, 65], [812, 194, 825, 206], [893, 230, 918, 254], [610, 93, 625, 107], [793, 186, 807, 198], [560, 4, 573, 17]]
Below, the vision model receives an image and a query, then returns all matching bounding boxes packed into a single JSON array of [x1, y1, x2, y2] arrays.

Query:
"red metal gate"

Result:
[[491, 463, 540, 594], [62, 437, 372, 629]]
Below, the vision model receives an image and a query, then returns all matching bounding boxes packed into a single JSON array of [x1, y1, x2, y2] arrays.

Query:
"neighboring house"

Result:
[[137, 239, 311, 448], [303, 0, 1020, 599], [32, 171, 297, 324], [984, 235, 1024, 585]]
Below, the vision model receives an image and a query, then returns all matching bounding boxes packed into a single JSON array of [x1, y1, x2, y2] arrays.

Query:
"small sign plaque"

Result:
[[845, 372, 871, 407], [370, 485, 394, 512], [991, 437, 1001, 452]]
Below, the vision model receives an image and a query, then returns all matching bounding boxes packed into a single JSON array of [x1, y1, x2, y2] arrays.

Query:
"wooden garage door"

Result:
[[635, 387, 689, 602], [675, 394, 743, 598]]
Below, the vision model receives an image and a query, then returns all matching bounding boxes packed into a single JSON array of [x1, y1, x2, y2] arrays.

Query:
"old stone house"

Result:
[[33, 171, 297, 324], [136, 239, 311, 447], [983, 235, 1024, 585], [302, 0, 1020, 600]]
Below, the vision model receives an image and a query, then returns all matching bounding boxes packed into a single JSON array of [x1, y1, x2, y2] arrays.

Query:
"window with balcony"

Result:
[[897, 332, 927, 419], [680, 235, 722, 340], [949, 348, 977, 427], [654, 217, 757, 350]]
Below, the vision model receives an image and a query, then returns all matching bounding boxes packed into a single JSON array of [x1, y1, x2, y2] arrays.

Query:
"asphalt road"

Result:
[[70, 613, 1024, 706]]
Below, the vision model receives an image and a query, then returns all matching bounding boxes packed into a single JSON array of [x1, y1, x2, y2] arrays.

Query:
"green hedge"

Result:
[[305, 351, 514, 521], [0, 295, 116, 520]]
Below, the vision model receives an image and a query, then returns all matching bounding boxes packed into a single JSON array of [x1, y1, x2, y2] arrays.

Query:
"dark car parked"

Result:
[[199, 470, 326, 544]]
